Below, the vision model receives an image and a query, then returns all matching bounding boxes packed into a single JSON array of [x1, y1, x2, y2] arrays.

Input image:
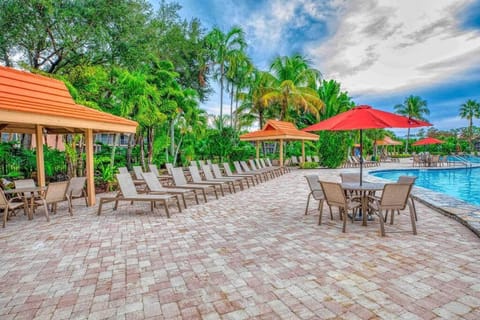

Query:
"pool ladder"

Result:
[[450, 155, 473, 168]]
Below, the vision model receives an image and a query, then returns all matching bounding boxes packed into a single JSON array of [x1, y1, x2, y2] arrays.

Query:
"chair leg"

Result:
[[202, 190, 208, 202], [318, 200, 324, 225], [42, 200, 50, 222], [408, 202, 417, 235], [2, 208, 7, 228], [177, 196, 182, 213], [164, 200, 170, 218], [181, 194, 187, 209], [193, 191, 200, 204], [409, 196, 418, 221], [342, 208, 347, 233], [68, 197, 73, 216], [305, 193, 312, 215], [378, 210, 386, 236]]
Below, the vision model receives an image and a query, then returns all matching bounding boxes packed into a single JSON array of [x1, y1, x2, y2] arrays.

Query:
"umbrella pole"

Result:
[[360, 129, 363, 186]]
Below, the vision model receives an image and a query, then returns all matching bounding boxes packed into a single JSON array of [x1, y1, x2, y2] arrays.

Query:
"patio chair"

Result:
[[243, 160, 269, 181], [118, 167, 129, 174], [170, 167, 217, 202], [148, 164, 172, 186], [34, 181, 70, 222], [98, 174, 181, 217], [306, 155, 313, 162], [253, 159, 276, 178], [313, 155, 320, 163], [396, 176, 418, 221], [66, 176, 87, 215], [188, 165, 227, 196], [142, 172, 199, 208], [223, 162, 256, 186], [304, 175, 330, 224], [14, 179, 41, 214], [259, 159, 281, 177], [320, 181, 362, 233], [1, 189, 24, 228], [290, 156, 299, 166], [233, 161, 261, 184], [200, 164, 237, 193], [165, 163, 174, 175], [132, 166, 144, 180], [266, 158, 288, 174], [210, 164, 247, 189], [368, 183, 416, 237]]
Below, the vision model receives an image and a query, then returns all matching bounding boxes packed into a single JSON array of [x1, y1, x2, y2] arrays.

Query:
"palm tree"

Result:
[[459, 99, 480, 151], [394, 95, 430, 153], [263, 55, 324, 121], [206, 26, 246, 130], [317, 79, 355, 120], [236, 69, 277, 130], [225, 50, 253, 128]]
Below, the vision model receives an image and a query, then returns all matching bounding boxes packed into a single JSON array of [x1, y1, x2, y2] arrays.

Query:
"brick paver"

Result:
[[1, 164, 480, 319]]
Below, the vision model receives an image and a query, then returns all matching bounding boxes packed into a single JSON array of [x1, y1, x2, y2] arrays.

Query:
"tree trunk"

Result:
[[219, 63, 224, 130], [110, 133, 119, 168], [173, 136, 183, 167], [170, 120, 175, 161], [139, 135, 146, 169], [230, 84, 234, 127], [147, 127, 154, 165], [126, 133, 134, 169], [234, 87, 240, 130]]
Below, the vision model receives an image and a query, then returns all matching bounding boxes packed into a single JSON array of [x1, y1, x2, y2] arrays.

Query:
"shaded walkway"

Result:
[[1, 167, 480, 319]]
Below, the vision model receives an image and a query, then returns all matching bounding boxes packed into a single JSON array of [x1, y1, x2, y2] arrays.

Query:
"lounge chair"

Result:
[[233, 161, 262, 183], [368, 183, 416, 237], [320, 181, 362, 233], [223, 162, 256, 186], [14, 179, 41, 213], [204, 164, 244, 192], [306, 156, 313, 162], [242, 161, 268, 181], [66, 176, 87, 214], [313, 155, 320, 163], [170, 167, 218, 202], [118, 167, 129, 174], [98, 173, 181, 217], [188, 165, 228, 196], [304, 175, 329, 224], [253, 159, 275, 179], [142, 172, 199, 208], [148, 164, 173, 185], [34, 181, 70, 222], [132, 166, 144, 180], [1, 189, 24, 228]]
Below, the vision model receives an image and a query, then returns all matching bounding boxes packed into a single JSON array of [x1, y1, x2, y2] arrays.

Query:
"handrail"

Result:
[[449, 155, 473, 167]]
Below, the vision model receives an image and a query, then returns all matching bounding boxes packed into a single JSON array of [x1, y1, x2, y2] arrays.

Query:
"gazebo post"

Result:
[[85, 129, 96, 206], [301, 140, 305, 164], [35, 125, 46, 187], [256, 141, 260, 159], [279, 139, 284, 167]]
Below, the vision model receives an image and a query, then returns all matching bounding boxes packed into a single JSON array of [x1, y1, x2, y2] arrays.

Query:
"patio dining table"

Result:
[[341, 182, 385, 226], [4, 186, 47, 220]]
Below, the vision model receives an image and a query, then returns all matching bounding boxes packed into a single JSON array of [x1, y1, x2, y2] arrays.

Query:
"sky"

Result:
[[162, 0, 480, 132]]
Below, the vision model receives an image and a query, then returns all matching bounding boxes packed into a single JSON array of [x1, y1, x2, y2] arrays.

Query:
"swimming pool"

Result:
[[370, 167, 480, 206]]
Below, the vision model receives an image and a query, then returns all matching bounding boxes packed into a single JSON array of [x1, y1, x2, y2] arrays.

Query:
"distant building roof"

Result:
[[240, 120, 319, 142]]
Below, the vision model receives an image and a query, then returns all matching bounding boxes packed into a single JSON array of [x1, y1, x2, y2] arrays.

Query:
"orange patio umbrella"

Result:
[[412, 137, 444, 146], [304, 105, 431, 184]]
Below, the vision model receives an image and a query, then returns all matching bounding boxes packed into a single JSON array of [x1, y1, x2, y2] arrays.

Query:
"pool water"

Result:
[[370, 167, 480, 206]]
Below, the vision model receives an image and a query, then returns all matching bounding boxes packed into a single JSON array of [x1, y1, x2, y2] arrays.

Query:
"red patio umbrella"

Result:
[[303, 105, 431, 184], [412, 137, 443, 146]]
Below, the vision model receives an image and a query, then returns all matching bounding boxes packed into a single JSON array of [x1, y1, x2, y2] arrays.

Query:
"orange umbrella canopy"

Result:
[[412, 137, 444, 146], [240, 120, 318, 141], [375, 136, 402, 146]]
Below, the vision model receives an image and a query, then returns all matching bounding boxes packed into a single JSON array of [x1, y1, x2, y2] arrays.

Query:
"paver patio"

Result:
[[1, 163, 480, 319]]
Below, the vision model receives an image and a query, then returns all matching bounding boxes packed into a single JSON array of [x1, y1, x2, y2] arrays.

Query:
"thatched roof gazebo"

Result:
[[0, 66, 138, 205], [240, 120, 319, 166]]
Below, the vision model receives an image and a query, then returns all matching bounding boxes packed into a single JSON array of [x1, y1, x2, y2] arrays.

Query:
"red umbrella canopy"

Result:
[[412, 137, 444, 146], [303, 105, 431, 131]]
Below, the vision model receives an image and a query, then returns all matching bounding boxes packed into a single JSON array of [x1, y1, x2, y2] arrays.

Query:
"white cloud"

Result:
[[306, 0, 480, 95]]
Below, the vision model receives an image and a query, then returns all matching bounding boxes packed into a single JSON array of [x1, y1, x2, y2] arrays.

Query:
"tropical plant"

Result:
[[205, 26, 246, 129], [459, 99, 480, 151], [262, 55, 324, 121], [394, 95, 430, 153]]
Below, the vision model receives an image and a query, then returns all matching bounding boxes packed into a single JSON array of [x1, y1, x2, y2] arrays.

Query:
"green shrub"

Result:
[[299, 161, 318, 169], [391, 153, 411, 158]]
